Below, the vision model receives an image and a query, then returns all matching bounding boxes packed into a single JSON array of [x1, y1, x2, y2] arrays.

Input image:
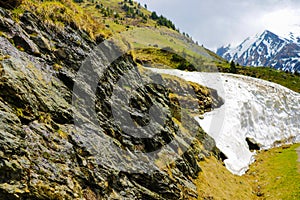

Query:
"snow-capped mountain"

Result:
[[217, 30, 300, 72]]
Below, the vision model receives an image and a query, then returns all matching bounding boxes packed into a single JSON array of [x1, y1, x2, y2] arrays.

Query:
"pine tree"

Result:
[[150, 12, 159, 20], [230, 61, 237, 73]]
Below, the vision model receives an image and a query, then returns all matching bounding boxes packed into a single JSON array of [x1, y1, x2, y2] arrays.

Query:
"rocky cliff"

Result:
[[0, 7, 222, 200]]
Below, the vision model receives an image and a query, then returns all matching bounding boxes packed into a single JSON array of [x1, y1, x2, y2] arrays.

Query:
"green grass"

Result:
[[249, 144, 300, 199], [14, 0, 106, 38], [134, 48, 197, 70], [121, 27, 218, 65], [195, 156, 255, 200], [195, 144, 300, 200]]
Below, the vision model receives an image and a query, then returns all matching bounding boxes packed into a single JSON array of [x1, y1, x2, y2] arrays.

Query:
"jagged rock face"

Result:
[[0, 8, 220, 199], [217, 30, 300, 72]]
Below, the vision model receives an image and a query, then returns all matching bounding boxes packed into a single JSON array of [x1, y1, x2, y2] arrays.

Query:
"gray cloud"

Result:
[[137, 0, 300, 50]]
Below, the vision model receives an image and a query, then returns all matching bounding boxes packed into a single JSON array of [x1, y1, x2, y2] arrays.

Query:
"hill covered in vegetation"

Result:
[[8, 0, 300, 93]]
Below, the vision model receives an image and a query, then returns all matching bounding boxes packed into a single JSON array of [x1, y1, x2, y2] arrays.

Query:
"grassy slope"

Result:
[[195, 144, 300, 200], [13, 0, 106, 38], [248, 144, 300, 200], [15, 0, 220, 67]]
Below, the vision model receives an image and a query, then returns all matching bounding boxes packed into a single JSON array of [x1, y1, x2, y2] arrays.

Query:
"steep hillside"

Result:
[[217, 30, 300, 73], [12, 0, 222, 71], [0, 1, 225, 199]]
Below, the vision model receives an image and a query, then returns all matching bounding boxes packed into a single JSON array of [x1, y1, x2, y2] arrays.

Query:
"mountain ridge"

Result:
[[217, 30, 300, 73]]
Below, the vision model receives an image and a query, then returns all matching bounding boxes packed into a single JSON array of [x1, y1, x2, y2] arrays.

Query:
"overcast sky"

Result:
[[136, 0, 300, 51]]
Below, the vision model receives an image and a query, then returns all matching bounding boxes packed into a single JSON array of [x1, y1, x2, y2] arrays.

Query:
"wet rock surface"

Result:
[[0, 8, 221, 199]]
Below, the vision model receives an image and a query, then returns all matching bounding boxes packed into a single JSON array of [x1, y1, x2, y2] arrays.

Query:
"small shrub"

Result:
[[177, 61, 196, 71], [53, 63, 63, 71]]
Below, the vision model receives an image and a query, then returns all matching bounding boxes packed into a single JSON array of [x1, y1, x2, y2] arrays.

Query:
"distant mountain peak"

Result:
[[262, 30, 276, 37], [216, 30, 300, 73], [262, 29, 271, 35]]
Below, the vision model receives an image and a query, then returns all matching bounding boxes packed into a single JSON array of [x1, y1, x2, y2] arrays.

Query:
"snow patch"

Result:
[[149, 68, 300, 175]]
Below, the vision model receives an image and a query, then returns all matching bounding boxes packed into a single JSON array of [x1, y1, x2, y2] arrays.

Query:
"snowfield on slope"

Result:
[[149, 68, 300, 175]]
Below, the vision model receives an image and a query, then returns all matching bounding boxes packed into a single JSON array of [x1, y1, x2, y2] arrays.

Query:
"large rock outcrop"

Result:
[[0, 7, 222, 199]]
